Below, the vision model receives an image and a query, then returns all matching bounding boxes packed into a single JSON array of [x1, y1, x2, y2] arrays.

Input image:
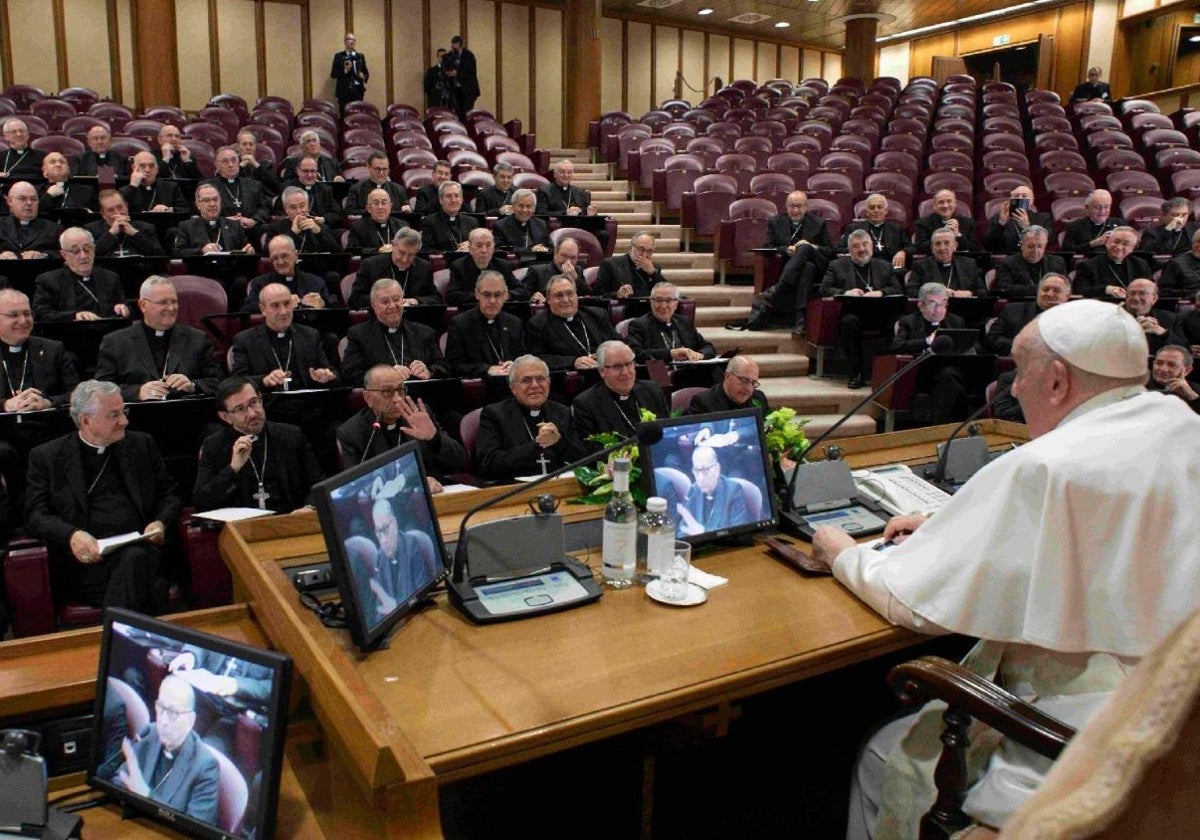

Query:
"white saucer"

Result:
[[646, 580, 707, 607]]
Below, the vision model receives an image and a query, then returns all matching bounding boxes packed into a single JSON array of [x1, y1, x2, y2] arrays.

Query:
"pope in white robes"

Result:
[[812, 299, 1200, 839]]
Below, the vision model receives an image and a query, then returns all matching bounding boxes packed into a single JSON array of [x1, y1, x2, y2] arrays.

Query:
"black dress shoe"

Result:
[[847, 375, 865, 389], [725, 320, 749, 331], [744, 317, 768, 331]]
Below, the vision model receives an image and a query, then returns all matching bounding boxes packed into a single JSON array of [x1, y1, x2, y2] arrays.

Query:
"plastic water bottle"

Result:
[[602, 458, 637, 588], [637, 496, 675, 579]]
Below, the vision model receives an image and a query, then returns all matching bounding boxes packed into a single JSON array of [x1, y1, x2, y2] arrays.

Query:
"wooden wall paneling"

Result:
[[502, 1, 531, 127], [263, 1, 304, 108], [626, 21, 652, 115], [391, 0, 425, 110], [533, 5, 561, 147], [133, 0, 180, 108], [254, 0, 265, 99], [350, 0, 386, 110], [428, 0, 460, 64], [654, 24, 678, 105], [1052, 3, 1088, 97], [52, 0, 68, 91], [780, 44, 799, 84], [908, 31, 955, 80], [65, 0, 114, 98], [216, 0, 256, 104], [107, 0, 123, 100], [116, 0, 135, 107], [801, 48, 820, 80], [492, 0, 501, 119], [0, 0, 11, 90], [8, 0, 65, 93], [620, 18, 627, 112], [823, 51, 842, 83], [708, 33, 729, 88], [207, 0, 220, 95], [756, 40, 776, 81], [600, 15, 623, 113], [680, 27, 705, 101], [175, 0, 212, 110], [465, 0, 495, 117], [731, 38, 753, 81], [308, 0, 342, 104]]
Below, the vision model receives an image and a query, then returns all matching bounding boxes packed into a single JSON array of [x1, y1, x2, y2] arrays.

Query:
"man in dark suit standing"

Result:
[[446, 35, 479, 120], [87, 191, 165, 257], [71, 124, 130, 179], [677, 445, 748, 536], [626, 281, 714, 364], [95, 276, 222, 401], [572, 340, 669, 450], [1072, 226, 1150, 300], [739, 190, 835, 330], [904, 229, 987, 297], [475, 355, 587, 480], [349, 228, 440, 309], [337, 364, 465, 478], [25, 379, 180, 611], [985, 273, 1072, 356], [818, 230, 904, 389], [595, 231, 665, 299], [193, 376, 323, 513], [525, 276, 619, 371], [685, 356, 768, 415], [913, 189, 982, 255], [536, 160, 595, 217], [331, 33, 369, 113], [341, 277, 447, 387], [445, 270, 526, 378], [33, 227, 131, 322], [0, 181, 61, 258], [982, 186, 1054, 255], [424, 48, 447, 108], [992, 226, 1068, 299], [172, 184, 255, 257], [242, 235, 335, 312]]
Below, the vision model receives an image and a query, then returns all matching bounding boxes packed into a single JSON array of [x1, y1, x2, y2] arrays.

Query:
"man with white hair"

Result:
[[32, 227, 129, 321], [1061, 189, 1125, 256], [0, 181, 60, 258], [536, 160, 595, 216], [72, 124, 130, 179], [0, 118, 45, 178], [280, 131, 342, 183], [812, 299, 1200, 838]]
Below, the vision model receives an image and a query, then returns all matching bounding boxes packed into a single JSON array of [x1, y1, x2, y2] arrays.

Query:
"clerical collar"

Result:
[[486, 318, 495, 325], [275, 330, 289, 339], [143, 322, 169, 339], [78, 432, 108, 455], [616, 393, 632, 401], [564, 316, 574, 323], [387, 326, 399, 334], [6, 342, 23, 353], [528, 408, 541, 418], [226, 178, 237, 185]]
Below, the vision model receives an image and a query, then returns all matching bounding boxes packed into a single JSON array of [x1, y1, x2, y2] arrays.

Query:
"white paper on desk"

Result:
[[673, 357, 725, 366], [273, 388, 326, 395], [98, 531, 147, 555], [687, 566, 728, 590], [438, 483, 477, 494], [514, 475, 543, 482], [193, 507, 276, 523]]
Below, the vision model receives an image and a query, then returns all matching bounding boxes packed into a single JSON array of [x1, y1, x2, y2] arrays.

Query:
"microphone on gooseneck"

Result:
[[451, 421, 664, 584], [781, 334, 954, 512], [360, 413, 384, 464]]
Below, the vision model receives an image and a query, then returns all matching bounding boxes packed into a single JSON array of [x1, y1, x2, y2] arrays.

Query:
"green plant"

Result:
[[571, 408, 656, 506], [762, 406, 811, 468]]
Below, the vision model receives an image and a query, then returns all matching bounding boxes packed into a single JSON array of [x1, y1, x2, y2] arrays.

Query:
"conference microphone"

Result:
[[451, 421, 664, 585], [781, 334, 954, 513], [925, 394, 997, 487], [360, 413, 384, 464]]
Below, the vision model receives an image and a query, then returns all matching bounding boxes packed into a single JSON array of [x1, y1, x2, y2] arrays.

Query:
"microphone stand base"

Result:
[[447, 556, 603, 624]]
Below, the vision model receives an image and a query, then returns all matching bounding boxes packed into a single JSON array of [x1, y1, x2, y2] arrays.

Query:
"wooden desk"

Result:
[[218, 422, 1031, 835]]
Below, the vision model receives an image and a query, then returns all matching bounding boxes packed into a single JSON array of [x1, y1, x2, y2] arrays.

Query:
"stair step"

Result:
[[701, 327, 794, 354], [577, 180, 629, 192], [799, 413, 878, 440], [615, 223, 680, 237], [591, 190, 629, 202], [594, 200, 651, 213], [618, 237, 680, 252], [546, 149, 592, 161], [681, 286, 754, 306], [757, 375, 877, 414], [743, 352, 808, 378], [605, 212, 654, 224], [655, 252, 713, 268], [694, 305, 750, 327], [662, 269, 718, 285]]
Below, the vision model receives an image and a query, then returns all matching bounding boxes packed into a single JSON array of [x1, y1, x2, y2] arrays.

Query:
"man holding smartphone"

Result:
[[983, 186, 1053, 254]]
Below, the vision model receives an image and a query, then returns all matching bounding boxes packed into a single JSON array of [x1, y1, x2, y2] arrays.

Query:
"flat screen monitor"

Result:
[[312, 440, 449, 651], [88, 608, 293, 840], [639, 406, 778, 547]]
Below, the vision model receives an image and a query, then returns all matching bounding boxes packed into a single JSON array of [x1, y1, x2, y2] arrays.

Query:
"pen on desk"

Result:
[[873, 539, 896, 551]]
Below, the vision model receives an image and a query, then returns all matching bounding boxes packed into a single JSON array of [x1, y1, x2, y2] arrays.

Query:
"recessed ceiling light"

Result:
[[775, 20, 790, 27], [1190, 34, 1200, 42], [698, 7, 713, 14]]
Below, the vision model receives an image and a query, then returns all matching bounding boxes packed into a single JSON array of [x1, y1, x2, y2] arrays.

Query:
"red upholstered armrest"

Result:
[[180, 515, 232, 610], [3, 539, 56, 638], [626, 150, 642, 184], [588, 121, 600, 150], [806, 298, 844, 346], [871, 354, 919, 410], [715, 219, 737, 262], [754, 251, 783, 294], [651, 168, 667, 204], [680, 191, 697, 230]]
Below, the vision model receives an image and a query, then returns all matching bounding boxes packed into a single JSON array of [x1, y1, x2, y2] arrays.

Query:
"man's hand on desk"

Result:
[[812, 513, 929, 569]]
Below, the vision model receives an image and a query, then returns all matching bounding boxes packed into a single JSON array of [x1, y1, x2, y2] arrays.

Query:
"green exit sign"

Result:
[[992, 34, 1011, 46]]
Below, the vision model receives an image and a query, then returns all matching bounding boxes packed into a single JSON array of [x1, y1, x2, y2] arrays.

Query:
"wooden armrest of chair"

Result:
[[888, 656, 1075, 840], [3, 539, 56, 638]]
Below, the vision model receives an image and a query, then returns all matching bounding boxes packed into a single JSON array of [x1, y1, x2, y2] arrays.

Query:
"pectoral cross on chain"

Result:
[[536, 450, 550, 475], [253, 484, 271, 510]]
